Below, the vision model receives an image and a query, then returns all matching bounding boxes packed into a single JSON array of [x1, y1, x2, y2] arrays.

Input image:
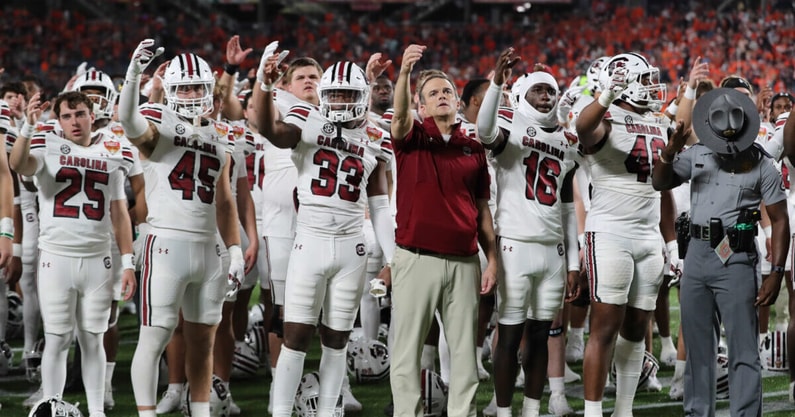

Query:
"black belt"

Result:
[[397, 244, 445, 257], [690, 224, 726, 241]]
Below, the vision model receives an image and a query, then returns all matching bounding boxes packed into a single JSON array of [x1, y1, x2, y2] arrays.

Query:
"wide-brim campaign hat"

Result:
[[693, 87, 759, 155]]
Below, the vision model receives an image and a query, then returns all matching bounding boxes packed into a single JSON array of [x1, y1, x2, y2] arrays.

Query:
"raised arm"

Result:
[[219, 35, 253, 122], [119, 39, 164, 157], [391, 44, 426, 143], [10, 93, 47, 177], [254, 45, 301, 149], [575, 66, 629, 149], [675, 57, 709, 133], [478, 47, 520, 150]]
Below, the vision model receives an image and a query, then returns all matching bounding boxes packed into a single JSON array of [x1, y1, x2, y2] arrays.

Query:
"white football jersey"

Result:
[[227, 122, 253, 198], [98, 121, 144, 178], [585, 105, 669, 238], [238, 125, 266, 224], [30, 129, 133, 256], [492, 107, 581, 242], [282, 103, 393, 235], [140, 103, 234, 239]]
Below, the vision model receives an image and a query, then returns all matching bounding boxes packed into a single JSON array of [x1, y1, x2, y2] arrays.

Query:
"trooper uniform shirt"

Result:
[[672, 143, 786, 227]]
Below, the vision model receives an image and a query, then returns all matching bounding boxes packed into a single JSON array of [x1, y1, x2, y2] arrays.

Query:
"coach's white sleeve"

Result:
[[368, 195, 395, 264], [476, 81, 503, 145]]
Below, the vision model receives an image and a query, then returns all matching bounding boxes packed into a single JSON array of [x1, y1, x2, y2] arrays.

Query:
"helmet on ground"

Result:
[[231, 340, 260, 379], [181, 375, 231, 417], [610, 351, 660, 391], [24, 338, 45, 383], [28, 396, 83, 417], [716, 351, 730, 399], [318, 62, 370, 123], [247, 303, 266, 331], [71, 70, 117, 120], [420, 368, 448, 417], [294, 371, 344, 417], [163, 53, 215, 119], [246, 325, 268, 362], [7, 290, 23, 339], [760, 331, 788, 371], [347, 337, 390, 383]]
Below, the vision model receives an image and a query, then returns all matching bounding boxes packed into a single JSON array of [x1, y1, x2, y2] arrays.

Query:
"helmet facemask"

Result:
[[622, 67, 667, 111], [163, 54, 215, 120], [319, 62, 370, 125], [71, 70, 117, 120]]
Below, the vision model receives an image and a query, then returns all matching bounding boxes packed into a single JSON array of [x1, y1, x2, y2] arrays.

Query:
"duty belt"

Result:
[[690, 224, 720, 241]]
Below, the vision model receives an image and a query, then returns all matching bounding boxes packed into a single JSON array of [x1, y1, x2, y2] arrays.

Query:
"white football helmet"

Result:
[[586, 56, 610, 95], [28, 396, 84, 417], [163, 53, 215, 119], [181, 375, 231, 417], [294, 371, 344, 417], [0, 339, 12, 376], [347, 338, 390, 383], [599, 52, 666, 111], [247, 303, 266, 331], [246, 325, 268, 362], [760, 331, 788, 371], [318, 61, 370, 123], [7, 290, 23, 339], [71, 70, 117, 120], [510, 73, 530, 109], [420, 368, 448, 417], [610, 351, 660, 391], [24, 338, 45, 383], [231, 340, 260, 379]]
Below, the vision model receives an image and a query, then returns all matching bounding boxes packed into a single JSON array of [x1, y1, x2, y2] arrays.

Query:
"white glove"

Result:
[[557, 84, 585, 125], [126, 39, 164, 80], [226, 245, 245, 299], [597, 66, 629, 108], [256, 41, 280, 84], [665, 240, 683, 287]]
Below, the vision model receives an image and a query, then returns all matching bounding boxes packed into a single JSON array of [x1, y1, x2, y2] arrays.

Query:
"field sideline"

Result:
[[1, 290, 794, 416]]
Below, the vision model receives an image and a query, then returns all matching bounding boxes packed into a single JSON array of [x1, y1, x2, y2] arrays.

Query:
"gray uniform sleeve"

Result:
[[671, 146, 695, 183]]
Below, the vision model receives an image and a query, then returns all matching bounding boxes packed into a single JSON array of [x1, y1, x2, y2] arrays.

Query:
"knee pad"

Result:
[[270, 305, 284, 338]]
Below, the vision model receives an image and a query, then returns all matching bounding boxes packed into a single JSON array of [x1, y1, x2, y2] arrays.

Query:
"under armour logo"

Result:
[[159, 248, 169, 254], [41, 262, 51, 268], [502, 245, 513, 252], [294, 244, 303, 250]]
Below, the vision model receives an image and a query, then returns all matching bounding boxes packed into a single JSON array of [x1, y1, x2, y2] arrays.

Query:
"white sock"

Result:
[[272, 346, 306, 417], [496, 406, 512, 417], [548, 376, 565, 396], [673, 359, 686, 380], [77, 330, 106, 414], [318, 344, 347, 416], [168, 382, 184, 393], [190, 401, 210, 417], [660, 336, 675, 351], [421, 344, 437, 370], [522, 397, 540, 417], [130, 326, 173, 407], [138, 410, 157, 417], [105, 362, 116, 389], [583, 399, 602, 417], [612, 336, 644, 416], [568, 327, 584, 341], [42, 332, 73, 398]]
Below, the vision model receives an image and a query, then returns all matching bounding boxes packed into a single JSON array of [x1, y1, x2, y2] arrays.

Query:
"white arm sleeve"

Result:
[[368, 195, 395, 264], [476, 81, 503, 145], [118, 78, 149, 139], [562, 202, 579, 271]]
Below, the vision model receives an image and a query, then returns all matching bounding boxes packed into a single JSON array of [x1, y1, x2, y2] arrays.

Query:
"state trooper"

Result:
[[652, 88, 789, 416]]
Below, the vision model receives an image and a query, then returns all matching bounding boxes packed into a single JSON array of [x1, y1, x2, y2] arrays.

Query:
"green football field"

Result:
[[2, 288, 795, 416]]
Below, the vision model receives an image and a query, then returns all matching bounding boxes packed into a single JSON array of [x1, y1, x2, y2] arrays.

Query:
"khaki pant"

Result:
[[389, 247, 480, 417]]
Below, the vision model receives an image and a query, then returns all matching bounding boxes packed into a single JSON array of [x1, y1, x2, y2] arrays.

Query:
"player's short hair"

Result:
[[696, 79, 716, 99], [416, 70, 458, 104], [53, 91, 93, 118], [770, 92, 794, 111], [241, 90, 253, 109], [0, 82, 28, 99], [460, 78, 489, 107], [285, 57, 323, 85]]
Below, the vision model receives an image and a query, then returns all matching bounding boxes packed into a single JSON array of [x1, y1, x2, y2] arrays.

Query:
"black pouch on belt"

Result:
[[709, 218, 723, 249]]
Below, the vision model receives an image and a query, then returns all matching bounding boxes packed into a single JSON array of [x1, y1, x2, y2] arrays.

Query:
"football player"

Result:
[[256, 54, 394, 417], [118, 39, 244, 417], [10, 91, 136, 417]]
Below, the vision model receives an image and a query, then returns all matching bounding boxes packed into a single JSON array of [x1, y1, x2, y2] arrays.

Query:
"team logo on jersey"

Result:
[[103, 140, 121, 154], [103, 256, 112, 269], [356, 243, 366, 256], [110, 124, 125, 137], [366, 126, 383, 142], [25, 213, 34, 223], [232, 125, 245, 139], [322, 123, 335, 135], [214, 123, 229, 137], [462, 146, 472, 156], [175, 124, 186, 135], [60, 144, 71, 155], [564, 131, 578, 146], [557, 243, 564, 256], [526, 127, 537, 137], [624, 115, 634, 125]]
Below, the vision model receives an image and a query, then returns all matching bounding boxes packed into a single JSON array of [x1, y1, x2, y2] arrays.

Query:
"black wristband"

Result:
[[772, 265, 785, 274], [224, 63, 240, 76]]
